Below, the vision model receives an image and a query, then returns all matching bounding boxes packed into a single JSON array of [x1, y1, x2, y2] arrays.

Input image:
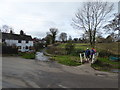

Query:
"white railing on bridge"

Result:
[[80, 52, 99, 64]]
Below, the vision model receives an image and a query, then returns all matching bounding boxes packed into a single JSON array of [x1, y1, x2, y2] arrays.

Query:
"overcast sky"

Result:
[[0, 0, 119, 39]]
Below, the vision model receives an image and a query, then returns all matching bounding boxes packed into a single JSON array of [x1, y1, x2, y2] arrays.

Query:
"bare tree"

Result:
[[59, 32, 67, 42], [45, 33, 52, 45], [103, 14, 120, 32], [49, 28, 58, 44], [72, 2, 114, 47], [68, 36, 72, 42], [1, 25, 11, 33]]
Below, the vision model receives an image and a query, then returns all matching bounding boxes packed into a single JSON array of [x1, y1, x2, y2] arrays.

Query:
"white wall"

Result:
[[5, 39, 33, 52]]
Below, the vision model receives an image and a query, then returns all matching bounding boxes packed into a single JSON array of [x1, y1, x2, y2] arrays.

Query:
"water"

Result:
[[35, 52, 49, 61], [110, 69, 120, 73]]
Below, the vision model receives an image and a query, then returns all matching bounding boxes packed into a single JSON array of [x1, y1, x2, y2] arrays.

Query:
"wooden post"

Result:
[[80, 53, 82, 64]]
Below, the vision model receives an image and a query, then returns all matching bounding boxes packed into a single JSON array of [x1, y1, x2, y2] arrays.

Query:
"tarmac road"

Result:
[[2, 56, 118, 88]]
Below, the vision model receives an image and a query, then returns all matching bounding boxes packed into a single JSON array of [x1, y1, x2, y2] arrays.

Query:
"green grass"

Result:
[[58, 42, 120, 56], [48, 42, 119, 69], [21, 53, 35, 59], [51, 55, 81, 66], [96, 42, 120, 55], [91, 57, 120, 71], [75, 44, 91, 50], [58, 43, 91, 50], [57, 43, 66, 48], [98, 57, 120, 65]]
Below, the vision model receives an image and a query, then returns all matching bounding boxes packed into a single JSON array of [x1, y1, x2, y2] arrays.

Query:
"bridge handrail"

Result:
[[79, 52, 99, 64]]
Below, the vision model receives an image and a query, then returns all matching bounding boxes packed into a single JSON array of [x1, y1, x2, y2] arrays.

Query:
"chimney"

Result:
[[20, 30, 24, 35]]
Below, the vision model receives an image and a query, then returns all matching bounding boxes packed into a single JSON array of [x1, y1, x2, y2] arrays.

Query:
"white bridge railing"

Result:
[[80, 53, 99, 64]]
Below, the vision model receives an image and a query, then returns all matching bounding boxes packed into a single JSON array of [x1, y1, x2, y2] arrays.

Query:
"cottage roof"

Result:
[[2, 33, 33, 41]]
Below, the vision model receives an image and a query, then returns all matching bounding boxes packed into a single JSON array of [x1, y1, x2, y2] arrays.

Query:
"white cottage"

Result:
[[2, 30, 34, 52]]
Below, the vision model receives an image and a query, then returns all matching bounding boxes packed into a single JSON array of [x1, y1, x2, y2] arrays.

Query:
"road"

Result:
[[2, 56, 118, 88]]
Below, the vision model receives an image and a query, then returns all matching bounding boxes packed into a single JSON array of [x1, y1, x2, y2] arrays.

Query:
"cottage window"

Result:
[[18, 40, 21, 43], [2, 39, 5, 42], [18, 46, 21, 49], [26, 41, 28, 43], [26, 46, 28, 49]]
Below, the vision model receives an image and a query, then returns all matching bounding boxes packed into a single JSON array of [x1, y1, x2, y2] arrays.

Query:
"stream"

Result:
[[35, 52, 49, 61]]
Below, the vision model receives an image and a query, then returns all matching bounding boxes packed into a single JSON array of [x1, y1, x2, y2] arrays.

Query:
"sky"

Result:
[[0, 0, 119, 39]]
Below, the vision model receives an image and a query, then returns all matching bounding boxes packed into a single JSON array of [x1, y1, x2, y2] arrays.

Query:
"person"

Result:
[[90, 48, 96, 61], [85, 48, 90, 62]]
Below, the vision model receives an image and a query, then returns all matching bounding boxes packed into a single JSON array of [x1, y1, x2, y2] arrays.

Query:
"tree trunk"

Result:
[[92, 29, 96, 48], [89, 30, 93, 47]]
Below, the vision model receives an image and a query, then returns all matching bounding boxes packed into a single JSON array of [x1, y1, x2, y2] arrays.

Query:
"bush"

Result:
[[46, 45, 66, 55], [70, 49, 85, 56], [34, 43, 44, 51], [99, 50, 113, 57], [91, 57, 120, 71], [65, 42, 75, 54]]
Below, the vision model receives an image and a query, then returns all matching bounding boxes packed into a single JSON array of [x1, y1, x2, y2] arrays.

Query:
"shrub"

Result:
[[71, 49, 85, 56], [91, 57, 120, 71], [46, 45, 66, 55], [34, 43, 44, 51], [65, 42, 75, 54], [98, 50, 113, 57]]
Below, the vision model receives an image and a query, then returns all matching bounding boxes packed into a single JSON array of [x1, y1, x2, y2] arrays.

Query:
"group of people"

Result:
[[85, 48, 96, 62]]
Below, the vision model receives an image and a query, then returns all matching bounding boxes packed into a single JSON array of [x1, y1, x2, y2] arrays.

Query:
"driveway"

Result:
[[2, 56, 118, 88]]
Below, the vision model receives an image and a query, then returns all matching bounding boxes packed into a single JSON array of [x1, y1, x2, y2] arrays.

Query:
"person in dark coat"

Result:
[[90, 48, 96, 61], [85, 48, 90, 62]]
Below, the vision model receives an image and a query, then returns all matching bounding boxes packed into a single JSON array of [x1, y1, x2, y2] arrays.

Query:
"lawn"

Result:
[[47, 42, 119, 70], [92, 57, 120, 69], [58, 42, 119, 56], [51, 55, 81, 66], [58, 43, 91, 50], [19, 52, 35, 59]]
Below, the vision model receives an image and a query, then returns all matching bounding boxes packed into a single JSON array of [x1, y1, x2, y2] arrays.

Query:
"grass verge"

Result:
[[19, 52, 35, 59], [51, 55, 81, 66], [91, 57, 120, 72]]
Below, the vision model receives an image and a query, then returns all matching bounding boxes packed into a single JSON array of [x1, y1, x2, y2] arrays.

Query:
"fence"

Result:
[[80, 52, 99, 64], [2, 46, 18, 54]]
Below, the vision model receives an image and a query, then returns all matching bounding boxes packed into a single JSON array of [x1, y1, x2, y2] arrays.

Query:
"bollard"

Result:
[[80, 53, 82, 63], [91, 53, 99, 64], [91, 54, 95, 64], [84, 53, 87, 61]]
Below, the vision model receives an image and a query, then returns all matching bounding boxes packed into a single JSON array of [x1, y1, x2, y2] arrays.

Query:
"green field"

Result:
[[19, 52, 35, 59], [51, 55, 81, 66], [58, 42, 119, 56], [47, 42, 120, 70]]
